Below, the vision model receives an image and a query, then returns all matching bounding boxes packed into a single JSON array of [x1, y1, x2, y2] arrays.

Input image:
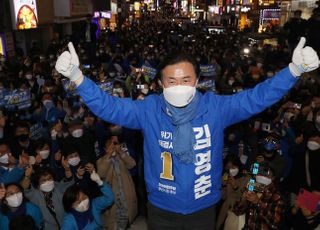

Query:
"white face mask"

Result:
[[307, 140, 320, 151], [6, 192, 23, 208], [228, 80, 235, 86], [141, 89, 149, 95], [229, 168, 239, 177], [163, 85, 196, 107], [256, 175, 272, 186], [257, 63, 263, 68], [51, 129, 57, 140], [72, 129, 83, 138], [25, 75, 33, 80], [39, 150, 50, 159], [267, 71, 274, 77], [74, 198, 90, 212], [0, 153, 9, 164], [68, 156, 81, 166], [40, 180, 54, 192]]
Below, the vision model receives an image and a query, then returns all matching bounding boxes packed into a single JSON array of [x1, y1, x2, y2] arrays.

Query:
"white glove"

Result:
[[289, 37, 320, 77], [90, 170, 103, 186], [55, 42, 83, 82]]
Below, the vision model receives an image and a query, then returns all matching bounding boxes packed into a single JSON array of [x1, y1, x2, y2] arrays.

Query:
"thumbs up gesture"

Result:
[[289, 37, 319, 77], [55, 42, 83, 84]]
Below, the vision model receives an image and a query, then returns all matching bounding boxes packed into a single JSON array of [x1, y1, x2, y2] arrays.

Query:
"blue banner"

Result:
[[3, 89, 31, 110], [30, 123, 43, 140], [98, 81, 114, 94], [200, 65, 216, 77], [142, 65, 157, 79], [61, 79, 77, 97], [197, 80, 215, 91]]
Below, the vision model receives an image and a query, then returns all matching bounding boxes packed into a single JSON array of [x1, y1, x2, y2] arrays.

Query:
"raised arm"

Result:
[[55, 42, 145, 129], [217, 37, 319, 128]]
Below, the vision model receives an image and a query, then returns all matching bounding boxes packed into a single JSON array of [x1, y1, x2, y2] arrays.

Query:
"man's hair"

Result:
[[158, 51, 200, 80]]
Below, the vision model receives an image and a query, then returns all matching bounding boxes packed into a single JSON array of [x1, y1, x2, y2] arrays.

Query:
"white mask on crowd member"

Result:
[[74, 198, 90, 212], [257, 63, 263, 68], [72, 129, 83, 138], [228, 80, 235, 86], [0, 153, 9, 164], [40, 180, 54, 192], [141, 89, 149, 95], [256, 175, 272, 186], [229, 168, 239, 177], [163, 85, 196, 107], [39, 150, 50, 160], [6, 192, 23, 208], [68, 156, 81, 166], [307, 140, 320, 151], [267, 71, 274, 77]]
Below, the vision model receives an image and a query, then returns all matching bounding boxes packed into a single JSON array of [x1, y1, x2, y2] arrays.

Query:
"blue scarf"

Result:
[[164, 92, 200, 164], [70, 203, 94, 230]]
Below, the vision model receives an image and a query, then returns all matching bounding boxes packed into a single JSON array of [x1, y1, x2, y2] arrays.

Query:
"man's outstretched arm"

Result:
[[217, 37, 319, 127], [55, 42, 144, 129]]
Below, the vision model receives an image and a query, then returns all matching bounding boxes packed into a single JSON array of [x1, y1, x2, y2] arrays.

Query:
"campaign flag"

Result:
[[200, 65, 216, 77], [98, 81, 114, 94], [30, 123, 43, 140], [61, 79, 77, 97], [142, 65, 157, 79], [4, 89, 31, 110]]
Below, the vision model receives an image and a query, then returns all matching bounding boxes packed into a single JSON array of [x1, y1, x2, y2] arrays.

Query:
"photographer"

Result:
[[233, 163, 285, 230]]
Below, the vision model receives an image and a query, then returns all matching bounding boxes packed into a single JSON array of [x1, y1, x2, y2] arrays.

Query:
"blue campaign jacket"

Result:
[[61, 182, 114, 230], [0, 202, 43, 230], [76, 67, 298, 214], [0, 166, 24, 185]]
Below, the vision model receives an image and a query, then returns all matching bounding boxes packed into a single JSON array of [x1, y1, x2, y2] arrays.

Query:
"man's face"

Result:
[[161, 62, 197, 88]]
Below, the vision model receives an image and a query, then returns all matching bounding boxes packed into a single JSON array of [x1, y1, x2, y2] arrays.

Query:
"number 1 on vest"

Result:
[[160, 152, 174, 181]]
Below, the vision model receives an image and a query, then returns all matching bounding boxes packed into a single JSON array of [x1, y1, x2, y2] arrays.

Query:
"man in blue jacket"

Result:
[[55, 38, 319, 229]]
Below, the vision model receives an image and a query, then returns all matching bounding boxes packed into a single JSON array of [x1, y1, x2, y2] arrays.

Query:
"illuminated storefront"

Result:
[[10, 0, 38, 30], [0, 34, 6, 57], [258, 8, 280, 32]]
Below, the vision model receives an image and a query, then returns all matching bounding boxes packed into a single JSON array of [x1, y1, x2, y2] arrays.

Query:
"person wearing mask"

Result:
[[55, 39, 319, 229], [61, 170, 114, 230], [62, 142, 100, 198], [97, 136, 137, 230], [63, 119, 96, 165], [32, 93, 66, 125], [9, 121, 35, 159], [216, 155, 248, 230], [0, 183, 43, 230], [285, 125, 320, 194], [254, 134, 286, 181], [22, 166, 73, 230], [33, 138, 51, 169], [233, 165, 285, 229], [0, 141, 29, 185]]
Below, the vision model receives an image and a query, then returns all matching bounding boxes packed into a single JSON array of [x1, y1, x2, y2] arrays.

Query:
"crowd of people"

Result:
[[0, 13, 319, 230]]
